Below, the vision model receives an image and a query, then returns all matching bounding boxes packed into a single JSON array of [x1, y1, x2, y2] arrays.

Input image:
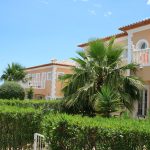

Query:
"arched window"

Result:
[[136, 39, 149, 50]]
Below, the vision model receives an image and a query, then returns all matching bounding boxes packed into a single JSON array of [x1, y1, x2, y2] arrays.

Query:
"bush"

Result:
[[27, 87, 34, 99], [42, 113, 150, 150], [0, 82, 25, 100], [0, 99, 63, 113], [0, 105, 42, 149]]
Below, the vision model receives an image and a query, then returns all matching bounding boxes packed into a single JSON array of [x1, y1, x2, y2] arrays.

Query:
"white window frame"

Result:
[[136, 39, 149, 50]]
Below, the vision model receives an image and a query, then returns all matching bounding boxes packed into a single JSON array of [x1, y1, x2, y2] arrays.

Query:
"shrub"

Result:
[[27, 87, 34, 99], [42, 113, 150, 150], [0, 105, 42, 149], [0, 99, 63, 113], [0, 82, 25, 100]]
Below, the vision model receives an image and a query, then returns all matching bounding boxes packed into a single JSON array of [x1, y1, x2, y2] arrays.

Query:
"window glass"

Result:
[[136, 40, 148, 50], [32, 74, 36, 79], [47, 72, 52, 80], [140, 42, 147, 49], [41, 72, 47, 81], [36, 73, 40, 80]]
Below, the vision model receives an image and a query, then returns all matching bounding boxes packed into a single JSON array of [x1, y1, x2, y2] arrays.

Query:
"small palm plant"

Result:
[[94, 85, 121, 118], [61, 38, 143, 117]]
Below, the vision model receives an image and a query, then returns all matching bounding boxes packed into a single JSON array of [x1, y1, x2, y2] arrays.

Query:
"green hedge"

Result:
[[0, 99, 62, 113], [42, 113, 150, 150], [0, 105, 42, 149]]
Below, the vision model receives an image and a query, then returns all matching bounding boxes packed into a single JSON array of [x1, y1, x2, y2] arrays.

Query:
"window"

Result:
[[39, 72, 46, 89], [141, 42, 147, 49], [41, 72, 47, 81], [136, 39, 149, 50], [36, 73, 40, 80], [47, 72, 52, 80], [28, 73, 45, 89], [32, 74, 36, 80], [57, 72, 64, 79], [137, 89, 148, 117], [26, 74, 32, 86]]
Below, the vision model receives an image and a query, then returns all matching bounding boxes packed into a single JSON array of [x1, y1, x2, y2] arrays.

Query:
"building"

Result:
[[78, 18, 150, 117], [23, 59, 75, 99]]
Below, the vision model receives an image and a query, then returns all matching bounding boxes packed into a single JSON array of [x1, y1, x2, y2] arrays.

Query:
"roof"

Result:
[[78, 32, 127, 48], [25, 62, 75, 70], [78, 18, 150, 48], [119, 18, 150, 31]]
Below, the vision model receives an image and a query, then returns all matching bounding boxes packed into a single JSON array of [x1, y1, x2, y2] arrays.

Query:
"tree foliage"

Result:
[[61, 38, 143, 116], [1, 62, 26, 82]]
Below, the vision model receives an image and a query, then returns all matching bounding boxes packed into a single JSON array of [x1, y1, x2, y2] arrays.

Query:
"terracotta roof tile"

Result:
[[25, 63, 75, 70], [119, 18, 150, 31], [78, 18, 150, 48], [78, 32, 127, 47]]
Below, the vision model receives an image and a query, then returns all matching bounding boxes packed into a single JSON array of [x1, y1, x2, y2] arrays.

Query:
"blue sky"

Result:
[[0, 0, 150, 76]]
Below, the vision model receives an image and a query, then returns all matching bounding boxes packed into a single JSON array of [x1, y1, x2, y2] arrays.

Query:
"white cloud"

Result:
[[89, 10, 96, 16], [104, 11, 112, 17], [147, 0, 150, 5]]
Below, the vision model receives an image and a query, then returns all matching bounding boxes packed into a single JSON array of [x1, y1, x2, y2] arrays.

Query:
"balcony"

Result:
[[132, 48, 150, 66]]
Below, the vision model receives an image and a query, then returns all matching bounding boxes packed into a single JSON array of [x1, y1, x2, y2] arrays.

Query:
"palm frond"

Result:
[[62, 38, 144, 116]]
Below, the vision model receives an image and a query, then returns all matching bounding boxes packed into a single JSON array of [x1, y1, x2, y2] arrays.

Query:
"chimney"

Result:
[[51, 59, 57, 63]]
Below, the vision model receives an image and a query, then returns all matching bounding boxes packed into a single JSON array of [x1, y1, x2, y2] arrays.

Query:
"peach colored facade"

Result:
[[23, 60, 75, 99], [79, 18, 150, 117]]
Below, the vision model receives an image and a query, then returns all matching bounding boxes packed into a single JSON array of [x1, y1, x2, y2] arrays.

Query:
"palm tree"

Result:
[[1, 63, 26, 82], [61, 38, 144, 116]]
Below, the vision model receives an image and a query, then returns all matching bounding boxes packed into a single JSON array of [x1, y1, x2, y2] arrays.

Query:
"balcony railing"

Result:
[[132, 48, 150, 66]]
